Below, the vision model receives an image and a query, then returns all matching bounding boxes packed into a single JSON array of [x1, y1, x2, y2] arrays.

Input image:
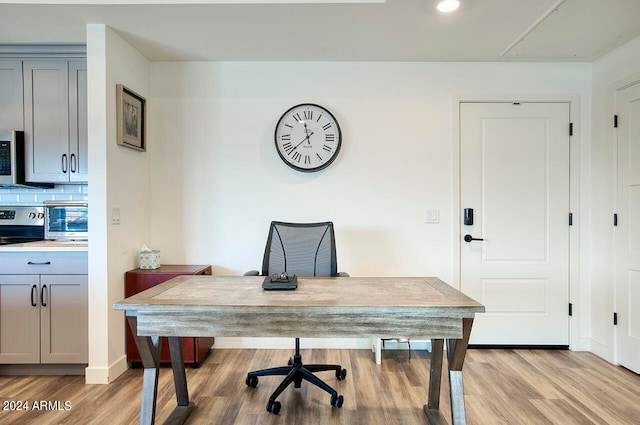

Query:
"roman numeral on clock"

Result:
[[304, 155, 311, 165], [322, 145, 333, 153], [322, 123, 332, 131], [303, 110, 313, 120], [292, 151, 302, 162], [282, 142, 294, 153], [325, 134, 335, 142], [281, 134, 291, 141]]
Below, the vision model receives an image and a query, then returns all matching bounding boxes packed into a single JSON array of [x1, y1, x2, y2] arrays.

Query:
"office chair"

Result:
[[244, 221, 349, 414]]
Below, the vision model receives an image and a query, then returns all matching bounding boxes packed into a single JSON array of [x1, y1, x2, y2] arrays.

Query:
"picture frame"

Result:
[[116, 84, 146, 152]]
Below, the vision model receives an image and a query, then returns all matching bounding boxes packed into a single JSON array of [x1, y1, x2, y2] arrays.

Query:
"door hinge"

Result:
[[614, 115, 618, 128], [614, 312, 618, 326], [569, 122, 574, 136], [569, 213, 573, 226], [568, 303, 573, 316], [614, 213, 618, 226]]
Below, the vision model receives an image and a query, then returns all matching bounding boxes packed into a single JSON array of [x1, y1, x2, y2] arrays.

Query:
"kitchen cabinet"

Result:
[[0, 60, 23, 131], [23, 60, 87, 183], [0, 252, 88, 364], [125, 265, 214, 367]]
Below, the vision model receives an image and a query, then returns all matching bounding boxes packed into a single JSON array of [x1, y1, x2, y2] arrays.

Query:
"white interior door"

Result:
[[615, 80, 640, 373], [460, 102, 570, 346]]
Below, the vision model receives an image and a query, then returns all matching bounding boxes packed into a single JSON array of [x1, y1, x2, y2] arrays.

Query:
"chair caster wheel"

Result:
[[266, 400, 281, 414], [336, 368, 347, 380], [330, 394, 344, 408], [246, 375, 258, 387]]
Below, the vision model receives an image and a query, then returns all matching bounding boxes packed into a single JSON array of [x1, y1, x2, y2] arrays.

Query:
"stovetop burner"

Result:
[[0, 205, 45, 246]]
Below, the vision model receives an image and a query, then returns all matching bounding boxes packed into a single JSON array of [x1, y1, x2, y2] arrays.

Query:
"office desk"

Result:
[[114, 276, 484, 425]]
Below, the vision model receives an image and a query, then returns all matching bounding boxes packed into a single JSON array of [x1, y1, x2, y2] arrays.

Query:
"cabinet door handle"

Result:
[[70, 153, 77, 173], [41, 284, 48, 307], [62, 154, 68, 173], [31, 285, 37, 307], [27, 261, 51, 265]]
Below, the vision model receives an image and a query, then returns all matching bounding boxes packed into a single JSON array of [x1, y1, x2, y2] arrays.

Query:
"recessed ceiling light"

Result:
[[437, 0, 460, 13]]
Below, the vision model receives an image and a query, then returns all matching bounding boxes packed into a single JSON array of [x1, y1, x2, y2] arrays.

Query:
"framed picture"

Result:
[[116, 84, 146, 151]]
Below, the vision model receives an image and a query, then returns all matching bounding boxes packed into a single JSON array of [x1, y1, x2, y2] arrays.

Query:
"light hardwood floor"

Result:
[[0, 347, 638, 424]]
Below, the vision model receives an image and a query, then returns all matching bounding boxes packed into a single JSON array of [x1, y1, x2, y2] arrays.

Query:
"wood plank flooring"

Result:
[[0, 347, 638, 424]]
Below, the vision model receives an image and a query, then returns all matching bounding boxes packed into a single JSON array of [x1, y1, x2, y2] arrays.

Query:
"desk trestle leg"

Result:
[[165, 337, 195, 424], [424, 318, 474, 425], [127, 316, 161, 425], [127, 316, 195, 425]]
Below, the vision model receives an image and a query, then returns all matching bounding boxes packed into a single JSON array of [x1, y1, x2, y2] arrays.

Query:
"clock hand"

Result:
[[303, 122, 312, 144], [293, 131, 315, 149]]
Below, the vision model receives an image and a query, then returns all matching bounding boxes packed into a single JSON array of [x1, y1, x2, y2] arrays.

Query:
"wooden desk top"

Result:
[[116, 275, 483, 339], [115, 275, 484, 317]]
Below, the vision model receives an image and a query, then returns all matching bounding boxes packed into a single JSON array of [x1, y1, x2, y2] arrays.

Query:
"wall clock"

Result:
[[274, 103, 342, 172]]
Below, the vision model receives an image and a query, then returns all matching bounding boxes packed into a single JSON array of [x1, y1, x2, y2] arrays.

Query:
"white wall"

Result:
[[86, 25, 151, 384], [589, 36, 640, 362], [150, 61, 590, 279], [148, 61, 591, 348]]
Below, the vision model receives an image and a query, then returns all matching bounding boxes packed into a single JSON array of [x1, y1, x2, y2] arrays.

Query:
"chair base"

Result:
[[246, 341, 347, 414]]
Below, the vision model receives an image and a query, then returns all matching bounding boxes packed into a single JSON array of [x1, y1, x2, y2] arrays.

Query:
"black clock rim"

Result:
[[274, 103, 342, 173]]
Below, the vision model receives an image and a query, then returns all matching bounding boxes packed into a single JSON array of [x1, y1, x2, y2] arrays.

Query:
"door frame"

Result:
[[452, 94, 582, 351]]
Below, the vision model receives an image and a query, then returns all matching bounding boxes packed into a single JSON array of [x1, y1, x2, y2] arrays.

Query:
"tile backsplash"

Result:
[[0, 184, 88, 205]]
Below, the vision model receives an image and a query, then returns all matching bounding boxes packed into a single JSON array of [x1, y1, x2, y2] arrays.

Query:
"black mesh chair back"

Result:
[[262, 221, 337, 277], [246, 220, 347, 414]]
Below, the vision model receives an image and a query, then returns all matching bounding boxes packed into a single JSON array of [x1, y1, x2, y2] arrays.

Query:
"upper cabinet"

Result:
[[0, 60, 24, 131], [69, 61, 88, 182], [23, 60, 87, 183]]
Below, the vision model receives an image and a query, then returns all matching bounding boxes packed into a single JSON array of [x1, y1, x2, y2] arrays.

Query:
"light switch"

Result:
[[424, 209, 439, 224], [111, 207, 121, 225]]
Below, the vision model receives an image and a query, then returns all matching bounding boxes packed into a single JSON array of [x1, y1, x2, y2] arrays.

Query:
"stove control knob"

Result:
[[28, 212, 37, 219], [37, 213, 44, 219]]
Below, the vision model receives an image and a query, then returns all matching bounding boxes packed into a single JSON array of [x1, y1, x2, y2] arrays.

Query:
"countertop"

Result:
[[0, 240, 88, 252]]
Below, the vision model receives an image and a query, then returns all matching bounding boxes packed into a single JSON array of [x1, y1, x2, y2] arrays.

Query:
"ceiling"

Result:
[[1, 0, 639, 62]]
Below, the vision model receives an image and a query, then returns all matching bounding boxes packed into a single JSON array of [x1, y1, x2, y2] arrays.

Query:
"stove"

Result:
[[0, 206, 45, 245]]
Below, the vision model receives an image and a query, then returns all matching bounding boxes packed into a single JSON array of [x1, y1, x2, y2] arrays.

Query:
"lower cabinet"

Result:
[[0, 274, 88, 364], [0, 252, 88, 365], [125, 265, 214, 367]]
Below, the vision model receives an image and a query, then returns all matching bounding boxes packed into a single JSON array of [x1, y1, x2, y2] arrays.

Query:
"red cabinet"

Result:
[[125, 265, 214, 367]]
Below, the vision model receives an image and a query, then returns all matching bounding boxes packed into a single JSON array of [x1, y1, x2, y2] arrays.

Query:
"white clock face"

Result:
[[274, 104, 342, 172]]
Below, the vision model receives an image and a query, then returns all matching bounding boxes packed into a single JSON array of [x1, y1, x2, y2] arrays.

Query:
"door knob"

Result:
[[464, 234, 484, 243]]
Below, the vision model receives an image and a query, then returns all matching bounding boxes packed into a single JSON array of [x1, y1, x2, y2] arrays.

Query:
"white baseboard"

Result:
[[587, 338, 614, 364], [85, 354, 128, 384]]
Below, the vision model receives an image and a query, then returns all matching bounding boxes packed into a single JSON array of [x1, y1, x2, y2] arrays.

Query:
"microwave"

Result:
[[0, 130, 53, 188], [44, 200, 88, 241], [0, 130, 24, 186]]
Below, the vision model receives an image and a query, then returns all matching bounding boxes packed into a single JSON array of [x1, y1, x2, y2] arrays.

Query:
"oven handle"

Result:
[[27, 261, 51, 265], [30, 285, 37, 307]]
